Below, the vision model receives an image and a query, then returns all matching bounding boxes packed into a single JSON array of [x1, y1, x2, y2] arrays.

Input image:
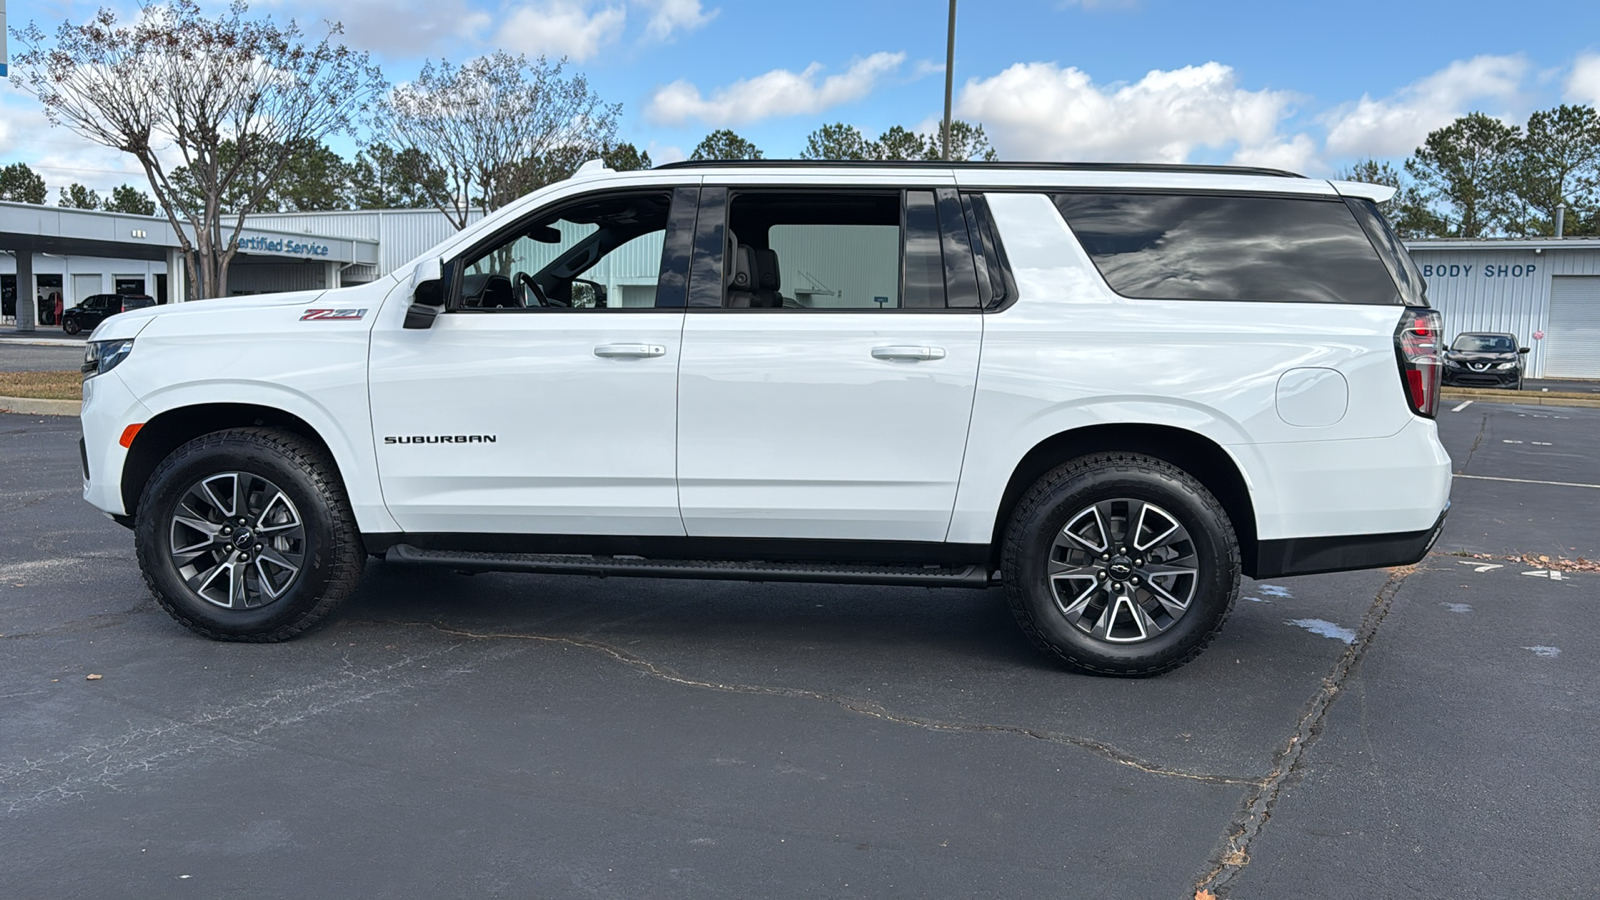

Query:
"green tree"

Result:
[[1404, 112, 1521, 237], [58, 182, 101, 209], [348, 144, 447, 209], [105, 183, 157, 215], [1339, 158, 1447, 238], [800, 122, 875, 160], [940, 120, 1000, 161], [874, 125, 934, 160], [0, 163, 49, 204], [603, 142, 652, 171], [689, 129, 763, 161], [272, 140, 350, 211], [168, 138, 351, 213], [1507, 104, 1600, 237]]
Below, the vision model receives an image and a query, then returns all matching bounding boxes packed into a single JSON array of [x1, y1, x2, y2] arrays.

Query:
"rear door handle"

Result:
[[594, 343, 667, 359], [871, 345, 946, 361]]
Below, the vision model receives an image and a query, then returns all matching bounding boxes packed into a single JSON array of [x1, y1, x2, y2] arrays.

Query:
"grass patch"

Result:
[[0, 370, 83, 401]]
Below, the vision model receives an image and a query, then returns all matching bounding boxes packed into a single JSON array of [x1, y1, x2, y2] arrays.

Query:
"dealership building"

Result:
[[4, 199, 1599, 379]]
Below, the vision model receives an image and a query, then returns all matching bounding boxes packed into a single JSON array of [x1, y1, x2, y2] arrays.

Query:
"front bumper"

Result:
[[80, 371, 151, 518], [1253, 503, 1449, 578], [1442, 367, 1519, 388]]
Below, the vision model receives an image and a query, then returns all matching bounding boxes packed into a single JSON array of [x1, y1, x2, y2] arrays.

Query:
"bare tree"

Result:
[[11, 0, 383, 298], [384, 52, 621, 230]]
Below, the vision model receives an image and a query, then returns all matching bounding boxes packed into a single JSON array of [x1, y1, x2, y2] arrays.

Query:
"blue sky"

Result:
[[4, 0, 1600, 194]]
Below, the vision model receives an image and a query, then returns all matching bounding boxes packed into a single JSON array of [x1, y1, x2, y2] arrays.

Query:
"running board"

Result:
[[385, 544, 993, 588]]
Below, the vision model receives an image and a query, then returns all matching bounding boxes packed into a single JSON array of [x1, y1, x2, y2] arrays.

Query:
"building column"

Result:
[[325, 261, 341, 290], [165, 248, 187, 303], [14, 251, 36, 332]]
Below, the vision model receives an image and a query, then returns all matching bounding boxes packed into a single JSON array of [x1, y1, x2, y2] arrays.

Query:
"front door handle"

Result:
[[871, 345, 946, 361], [594, 343, 667, 359]]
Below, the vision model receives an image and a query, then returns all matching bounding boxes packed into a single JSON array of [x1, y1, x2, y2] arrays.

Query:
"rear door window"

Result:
[[1052, 192, 1402, 305]]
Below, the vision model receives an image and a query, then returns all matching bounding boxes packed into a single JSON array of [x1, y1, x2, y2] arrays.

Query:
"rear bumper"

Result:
[[1251, 503, 1449, 579]]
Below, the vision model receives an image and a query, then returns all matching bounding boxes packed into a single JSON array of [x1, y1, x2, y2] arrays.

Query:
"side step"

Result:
[[386, 544, 993, 588]]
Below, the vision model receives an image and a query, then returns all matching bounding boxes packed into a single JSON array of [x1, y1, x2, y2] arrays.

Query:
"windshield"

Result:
[[1452, 334, 1516, 353]]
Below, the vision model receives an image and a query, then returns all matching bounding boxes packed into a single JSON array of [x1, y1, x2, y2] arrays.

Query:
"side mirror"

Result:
[[1518, 347, 1530, 354], [404, 259, 446, 330], [571, 278, 607, 308]]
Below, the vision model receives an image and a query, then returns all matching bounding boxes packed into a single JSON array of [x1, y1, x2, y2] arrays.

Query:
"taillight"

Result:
[[1394, 308, 1443, 418]]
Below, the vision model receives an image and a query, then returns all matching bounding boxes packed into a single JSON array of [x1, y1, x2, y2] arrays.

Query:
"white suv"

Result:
[[79, 161, 1452, 675]]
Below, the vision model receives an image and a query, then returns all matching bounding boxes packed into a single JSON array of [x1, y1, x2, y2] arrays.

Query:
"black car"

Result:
[[60, 294, 155, 335], [1441, 332, 1529, 389]]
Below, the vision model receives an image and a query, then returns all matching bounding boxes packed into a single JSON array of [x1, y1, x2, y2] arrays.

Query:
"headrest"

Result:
[[755, 248, 780, 291], [729, 244, 755, 290]]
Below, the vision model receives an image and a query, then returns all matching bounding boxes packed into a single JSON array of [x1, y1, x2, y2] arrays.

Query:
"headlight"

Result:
[[1496, 362, 1517, 370], [82, 339, 135, 380], [1443, 358, 1460, 367]]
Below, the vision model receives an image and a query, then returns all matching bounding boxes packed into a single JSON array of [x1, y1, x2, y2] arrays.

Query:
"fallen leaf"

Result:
[[86, 674, 103, 681], [1196, 890, 1217, 900]]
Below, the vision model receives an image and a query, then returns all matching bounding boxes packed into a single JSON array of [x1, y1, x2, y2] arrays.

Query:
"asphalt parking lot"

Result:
[[1, 402, 1595, 898]]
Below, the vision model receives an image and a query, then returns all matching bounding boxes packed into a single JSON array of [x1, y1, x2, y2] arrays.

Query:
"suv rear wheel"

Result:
[[134, 428, 364, 641], [1002, 453, 1240, 676]]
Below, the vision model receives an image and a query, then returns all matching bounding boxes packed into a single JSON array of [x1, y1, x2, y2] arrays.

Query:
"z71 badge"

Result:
[[300, 308, 368, 321]]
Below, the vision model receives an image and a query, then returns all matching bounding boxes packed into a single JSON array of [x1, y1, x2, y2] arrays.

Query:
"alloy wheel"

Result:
[[167, 471, 307, 609], [1046, 498, 1200, 643]]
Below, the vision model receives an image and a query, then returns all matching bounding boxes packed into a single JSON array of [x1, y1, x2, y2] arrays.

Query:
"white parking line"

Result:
[[1454, 474, 1600, 490], [1451, 400, 1474, 412]]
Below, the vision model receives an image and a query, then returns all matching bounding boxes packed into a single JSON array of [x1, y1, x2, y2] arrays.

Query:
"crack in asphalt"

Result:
[[407, 621, 1263, 788], [0, 645, 467, 815], [1457, 409, 1489, 472], [1191, 564, 1419, 898]]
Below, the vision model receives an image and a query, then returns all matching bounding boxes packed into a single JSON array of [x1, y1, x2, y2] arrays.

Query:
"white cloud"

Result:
[[639, 0, 716, 41], [646, 141, 686, 164], [494, 1, 626, 62], [1565, 53, 1600, 106], [280, 0, 491, 55], [954, 61, 1296, 163], [646, 52, 905, 126], [1321, 55, 1526, 158], [1231, 134, 1319, 174]]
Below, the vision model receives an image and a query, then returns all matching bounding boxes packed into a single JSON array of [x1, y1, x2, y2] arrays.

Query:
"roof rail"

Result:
[[654, 159, 1304, 178]]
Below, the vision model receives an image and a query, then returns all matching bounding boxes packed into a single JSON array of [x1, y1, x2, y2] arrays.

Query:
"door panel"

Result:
[[369, 312, 686, 535], [676, 313, 982, 541], [369, 187, 692, 536]]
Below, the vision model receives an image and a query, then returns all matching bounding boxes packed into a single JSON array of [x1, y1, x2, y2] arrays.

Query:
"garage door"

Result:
[[71, 274, 100, 307], [1545, 276, 1600, 379]]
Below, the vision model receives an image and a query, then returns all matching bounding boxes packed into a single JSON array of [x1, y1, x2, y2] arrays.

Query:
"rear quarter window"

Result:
[[1052, 192, 1402, 305]]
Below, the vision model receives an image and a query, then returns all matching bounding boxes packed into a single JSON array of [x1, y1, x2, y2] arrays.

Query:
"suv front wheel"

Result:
[[1002, 453, 1240, 676], [134, 428, 364, 641]]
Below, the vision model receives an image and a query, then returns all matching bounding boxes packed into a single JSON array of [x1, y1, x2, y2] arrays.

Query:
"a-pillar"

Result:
[[164, 248, 188, 303], [324, 261, 341, 290], [14, 251, 36, 331]]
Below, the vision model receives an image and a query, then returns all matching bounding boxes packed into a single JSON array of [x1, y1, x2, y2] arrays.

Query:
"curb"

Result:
[[0, 336, 88, 348], [0, 396, 82, 416], [1442, 388, 1600, 409]]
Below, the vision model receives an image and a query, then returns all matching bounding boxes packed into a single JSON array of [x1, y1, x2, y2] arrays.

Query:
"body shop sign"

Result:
[[1420, 263, 1537, 278]]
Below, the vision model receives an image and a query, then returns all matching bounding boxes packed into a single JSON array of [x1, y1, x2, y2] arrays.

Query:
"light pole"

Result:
[[942, 0, 957, 161]]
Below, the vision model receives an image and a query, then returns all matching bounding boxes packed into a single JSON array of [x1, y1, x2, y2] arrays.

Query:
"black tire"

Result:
[[1001, 453, 1240, 677], [134, 427, 364, 641], [62, 317, 81, 335]]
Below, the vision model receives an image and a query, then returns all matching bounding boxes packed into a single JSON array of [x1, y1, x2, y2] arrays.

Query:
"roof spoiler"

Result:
[[1330, 180, 1398, 204]]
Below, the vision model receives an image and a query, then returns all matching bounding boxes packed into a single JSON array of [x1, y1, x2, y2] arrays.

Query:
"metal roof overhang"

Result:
[[0, 200, 379, 266]]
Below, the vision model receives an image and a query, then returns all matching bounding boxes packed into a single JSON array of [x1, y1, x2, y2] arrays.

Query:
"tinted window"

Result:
[[1345, 197, 1427, 307], [1452, 334, 1517, 352], [1053, 193, 1402, 304]]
